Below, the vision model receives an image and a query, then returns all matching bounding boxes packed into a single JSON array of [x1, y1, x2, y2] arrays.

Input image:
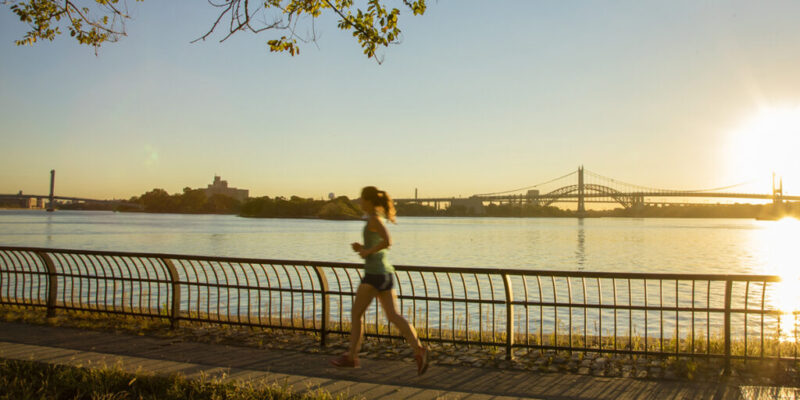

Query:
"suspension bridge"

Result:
[[396, 166, 799, 213]]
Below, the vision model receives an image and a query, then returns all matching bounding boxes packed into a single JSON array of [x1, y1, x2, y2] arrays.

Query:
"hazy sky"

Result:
[[2, 1, 800, 200]]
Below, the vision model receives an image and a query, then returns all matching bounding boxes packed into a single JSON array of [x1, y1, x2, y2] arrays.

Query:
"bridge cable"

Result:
[[474, 170, 577, 196], [584, 169, 755, 193]]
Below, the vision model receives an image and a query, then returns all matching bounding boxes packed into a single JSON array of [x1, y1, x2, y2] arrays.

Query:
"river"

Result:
[[0, 209, 797, 276]]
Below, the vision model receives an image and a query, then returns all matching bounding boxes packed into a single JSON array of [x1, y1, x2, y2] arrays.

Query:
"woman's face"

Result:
[[359, 197, 374, 213]]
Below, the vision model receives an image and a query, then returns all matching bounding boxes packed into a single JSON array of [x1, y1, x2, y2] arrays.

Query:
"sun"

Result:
[[728, 106, 800, 192]]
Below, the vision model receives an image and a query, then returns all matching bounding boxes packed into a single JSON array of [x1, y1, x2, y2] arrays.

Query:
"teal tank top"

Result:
[[363, 225, 394, 274]]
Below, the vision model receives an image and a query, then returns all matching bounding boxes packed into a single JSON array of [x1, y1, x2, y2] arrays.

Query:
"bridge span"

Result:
[[396, 167, 797, 211]]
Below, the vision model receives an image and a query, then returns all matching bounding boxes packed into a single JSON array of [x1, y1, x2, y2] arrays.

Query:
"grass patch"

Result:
[[0, 358, 353, 400]]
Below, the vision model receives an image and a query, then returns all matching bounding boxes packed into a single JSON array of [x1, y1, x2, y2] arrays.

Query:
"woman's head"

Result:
[[360, 186, 397, 223]]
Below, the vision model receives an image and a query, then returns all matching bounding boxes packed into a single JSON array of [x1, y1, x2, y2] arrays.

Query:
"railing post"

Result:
[[35, 252, 58, 318], [502, 273, 514, 360], [163, 259, 181, 329], [723, 279, 732, 376], [314, 266, 330, 347]]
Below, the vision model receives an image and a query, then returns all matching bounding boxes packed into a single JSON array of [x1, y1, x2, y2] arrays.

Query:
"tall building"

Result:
[[203, 176, 249, 202]]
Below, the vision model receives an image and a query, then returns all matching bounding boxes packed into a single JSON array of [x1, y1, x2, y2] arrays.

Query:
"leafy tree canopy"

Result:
[[6, 0, 426, 62]]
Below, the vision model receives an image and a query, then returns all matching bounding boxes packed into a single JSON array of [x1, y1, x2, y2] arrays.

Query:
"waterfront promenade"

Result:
[[0, 321, 770, 400]]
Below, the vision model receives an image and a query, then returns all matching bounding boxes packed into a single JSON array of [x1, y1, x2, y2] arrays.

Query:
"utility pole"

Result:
[[47, 170, 55, 212]]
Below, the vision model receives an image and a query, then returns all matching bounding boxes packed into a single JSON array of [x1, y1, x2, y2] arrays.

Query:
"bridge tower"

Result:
[[577, 166, 586, 216], [772, 173, 784, 204], [47, 170, 55, 212]]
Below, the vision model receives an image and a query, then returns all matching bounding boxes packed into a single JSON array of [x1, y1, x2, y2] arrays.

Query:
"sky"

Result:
[[2, 1, 800, 200]]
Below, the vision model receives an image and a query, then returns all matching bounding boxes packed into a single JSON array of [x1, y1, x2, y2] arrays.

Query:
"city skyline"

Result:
[[2, 1, 800, 200]]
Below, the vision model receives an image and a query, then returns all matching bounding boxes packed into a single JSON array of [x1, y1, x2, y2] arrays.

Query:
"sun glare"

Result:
[[729, 106, 800, 191], [759, 217, 800, 340]]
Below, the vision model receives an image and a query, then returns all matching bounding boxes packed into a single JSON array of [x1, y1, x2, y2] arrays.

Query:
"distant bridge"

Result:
[[396, 167, 799, 212], [1, 170, 128, 211]]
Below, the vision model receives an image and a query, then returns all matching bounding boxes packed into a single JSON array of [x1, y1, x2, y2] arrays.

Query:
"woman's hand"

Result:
[[358, 248, 371, 259], [351, 242, 363, 252]]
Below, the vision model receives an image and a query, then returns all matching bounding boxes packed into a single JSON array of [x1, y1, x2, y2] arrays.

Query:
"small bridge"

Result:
[[1, 170, 129, 211]]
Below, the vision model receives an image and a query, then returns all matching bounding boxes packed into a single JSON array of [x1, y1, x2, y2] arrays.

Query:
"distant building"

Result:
[[202, 176, 249, 202], [450, 197, 486, 215]]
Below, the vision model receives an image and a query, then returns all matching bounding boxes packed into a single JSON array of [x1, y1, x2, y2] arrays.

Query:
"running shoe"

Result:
[[330, 354, 360, 368], [415, 346, 429, 376]]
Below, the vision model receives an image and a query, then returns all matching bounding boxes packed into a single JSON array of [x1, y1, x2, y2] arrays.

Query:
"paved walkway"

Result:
[[0, 321, 773, 399]]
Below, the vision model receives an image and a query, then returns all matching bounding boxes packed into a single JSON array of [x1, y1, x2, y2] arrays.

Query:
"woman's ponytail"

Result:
[[361, 186, 397, 223], [378, 190, 397, 223]]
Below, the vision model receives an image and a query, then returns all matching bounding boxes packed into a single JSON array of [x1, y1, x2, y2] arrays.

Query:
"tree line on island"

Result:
[[49, 187, 800, 220]]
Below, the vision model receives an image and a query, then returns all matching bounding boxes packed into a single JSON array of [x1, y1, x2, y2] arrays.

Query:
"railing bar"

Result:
[[245, 263, 256, 326], [537, 275, 543, 350], [423, 271, 430, 342], [522, 275, 530, 347], [278, 264, 289, 328], [108, 256, 124, 315], [143, 257, 159, 316], [691, 280, 695, 355], [707, 280, 711, 355], [598, 278, 603, 351], [613, 278, 618, 352], [567, 276, 573, 350], [644, 279, 648, 356], [552, 276, 557, 348], [761, 280, 766, 359], [434, 272, 442, 342], [488, 273, 496, 345], [258, 263, 271, 326], [119, 256, 135, 314], [210, 259, 222, 324], [0, 251, 12, 303], [446, 272, 455, 343], [230, 262, 242, 322], [306, 265, 315, 332], [462, 272, 469, 345], [475, 273, 482, 344], [9, 251, 27, 305], [65, 253, 82, 311], [659, 279, 663, 354], [330, 268, 343, 333], [197, 259, 212, 326], [0, 246, 789, 281], [18, 251, 36, 306], [628, 278, 632, 352], [675, 279, 679, 356], [744, 281, 749, 359], [777, 312, 782, 359]]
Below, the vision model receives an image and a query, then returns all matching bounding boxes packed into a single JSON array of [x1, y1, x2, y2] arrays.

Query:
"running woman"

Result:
[[330, 186, 429, 375]]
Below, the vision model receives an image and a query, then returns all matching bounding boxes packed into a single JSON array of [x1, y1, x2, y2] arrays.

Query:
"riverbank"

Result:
[[0, 313, 764, 400], [1, 306, 798, 388]]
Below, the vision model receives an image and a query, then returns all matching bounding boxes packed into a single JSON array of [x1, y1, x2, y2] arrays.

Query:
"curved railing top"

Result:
[[0, 246, 783, 282]]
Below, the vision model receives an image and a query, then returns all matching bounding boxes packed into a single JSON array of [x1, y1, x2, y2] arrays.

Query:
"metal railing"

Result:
[[1, 246, 797, 371]]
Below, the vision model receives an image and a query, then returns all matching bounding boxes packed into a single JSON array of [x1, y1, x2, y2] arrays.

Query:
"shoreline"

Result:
[[2, 207, 797, 221]]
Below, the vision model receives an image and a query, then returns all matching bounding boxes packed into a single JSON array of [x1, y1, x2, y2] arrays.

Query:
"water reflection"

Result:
[[759, 217, 800, 340], [44, 213, 54, 247], [575, 218, 585, 270]]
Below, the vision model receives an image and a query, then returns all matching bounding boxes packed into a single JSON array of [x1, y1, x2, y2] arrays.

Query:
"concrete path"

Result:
[[0, 321, 775, 399]]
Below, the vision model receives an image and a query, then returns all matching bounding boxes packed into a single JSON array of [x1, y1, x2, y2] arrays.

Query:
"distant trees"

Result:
[[239, 195, 361, 220], [131, 188, 241, 214]]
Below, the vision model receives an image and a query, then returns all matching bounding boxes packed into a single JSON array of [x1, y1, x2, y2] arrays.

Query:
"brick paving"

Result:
[[0, 321, 778, 399]]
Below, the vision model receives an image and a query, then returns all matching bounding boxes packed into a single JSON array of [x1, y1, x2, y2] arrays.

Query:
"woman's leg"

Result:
[[349, 283, 378, 360], [376, 289, 422, 354]]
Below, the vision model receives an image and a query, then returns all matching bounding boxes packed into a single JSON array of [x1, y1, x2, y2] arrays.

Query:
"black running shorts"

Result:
[[361, 273, 394, 291]]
